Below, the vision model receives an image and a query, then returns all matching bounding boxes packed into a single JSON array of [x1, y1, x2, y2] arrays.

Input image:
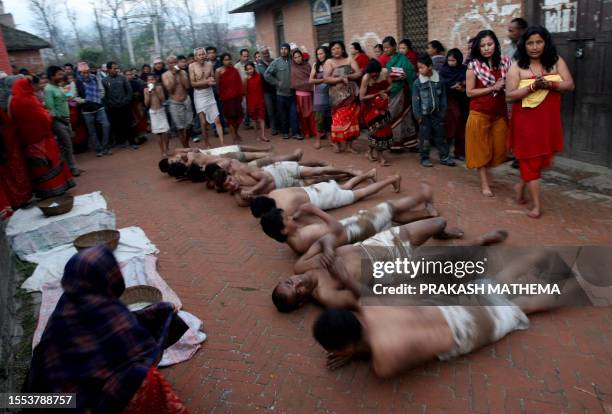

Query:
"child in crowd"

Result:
[[412, 54, 455, 168], [244, 62, 269, 142], [143, 74, 170, 156]]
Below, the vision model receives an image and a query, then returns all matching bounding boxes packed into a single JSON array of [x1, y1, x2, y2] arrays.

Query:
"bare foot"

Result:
[[391, 174, 402, 193], [258, 136, 270, 143], [366, 168, 377, 182], [433, 227, 465, 240], [292, 148, 304, 161], [476, 229, 509, 245], [482, 188, 494, 197], [425, 202, 439, 217], [348, 147, 360, 154], [419, 181, 434, 204], [333, 144, 341, 153], [380, 160, 391, 167], [514, 183, 527, 204], [527, 208, 541, 219]]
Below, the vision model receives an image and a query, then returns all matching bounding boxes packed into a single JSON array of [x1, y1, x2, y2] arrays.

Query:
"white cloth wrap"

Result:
[[356, 226, 411, 262], [198, 145, 240, 156], [303, 181, 355, 210], [340, 202, 394, 243], [149, 108, 170, 133], [262, 161, 304, 189], [193, 88, 220, 124]]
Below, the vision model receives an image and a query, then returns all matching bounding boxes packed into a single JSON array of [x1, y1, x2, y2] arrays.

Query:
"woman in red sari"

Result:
[[10, 78, 74, 199], [324, 41, 362, 153], [216, 53, 244, 144], [506, 26, 574, 218], [0, 108, 32, 219]]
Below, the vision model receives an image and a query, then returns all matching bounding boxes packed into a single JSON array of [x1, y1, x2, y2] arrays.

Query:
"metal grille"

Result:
[[316, 4, 344, 46], [402, 0, 428, 53]]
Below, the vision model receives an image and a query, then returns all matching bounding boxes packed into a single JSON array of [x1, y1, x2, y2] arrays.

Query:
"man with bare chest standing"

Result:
[[162, 55, 193, 148], [189, 47, 225, 148]]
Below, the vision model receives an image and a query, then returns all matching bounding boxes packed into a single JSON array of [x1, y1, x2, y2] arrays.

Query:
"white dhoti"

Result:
[[198, 145, 240, 156], [436, 280, 529, 361], [194, 88, 220, 124], [149, 108, 169, 134], [340, 202, 394, 244], [262, 161, 304, 189], [303, 181, 355, 210], [356, 226, 411, 262]]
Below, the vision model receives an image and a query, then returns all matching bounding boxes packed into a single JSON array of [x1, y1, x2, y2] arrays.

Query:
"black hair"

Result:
[[245, 61, 257, 71], [239, 48, 249, 56], [373, 43, 383, 51], [205, 46, 217, 53], [365, 58, 382, 74], [329, 41, 348, 58], [106, 61, 118, 69], [250, 196, 277, 218], [168, 162, 187, 178], [350, 42, 364, 53], [417, 53, 433, 67], [382, 36, 397, 48], [64, 63, 74, 69], [291, 49, 303, 58], [516, 25, 559, 72], [315, 46, 331, 72], [272, 284, 299, 312], [142, 64, 151, 70], [219, 53, 232, 64], [399, 38, 413, 50], [146, 73, 157, 80], [158, 158, 170, 173], [313, 309, 363, 351], [446, 48, 464, 65], [46, 65, 63, 79], [18, 68, 30, 76], [31, 75, 41, 85], [260, 208, 287, 243], [212, 169, 228, 192], [187, 163, 207, 182], [428, 40, 445, 54], [204, 163, 221, 181], [469, 30, 502, 69], [177, 55, 186, 60], [188, 53, 194, 58], [511, 17, 529, 30]]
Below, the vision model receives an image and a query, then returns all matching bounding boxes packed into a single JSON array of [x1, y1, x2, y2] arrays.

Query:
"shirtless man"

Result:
[[257, 181, 436, 254], [189, 47, 224, 147], [158, 144, 276, 172], [312, 248, 588, 378], [162, 55, 193, 148], [213, 162, 363, 204], [144, 73, 170, 155], [272, 220, 503, 312]]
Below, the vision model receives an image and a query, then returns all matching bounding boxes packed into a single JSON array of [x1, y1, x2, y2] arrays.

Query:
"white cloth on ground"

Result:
[[303, 181, 355, 210], [32, 255, 206, 367], [356, 226, 412, 262], [198, 145, 240, 156], [193, 87, 220, 124], [22, 226, 159, 292], [436, 279, 529, 361], [262, 161, 304, 189], [149, 108, 170, 133], [6, 191, 116, 259], [340, 202, 394, 243]]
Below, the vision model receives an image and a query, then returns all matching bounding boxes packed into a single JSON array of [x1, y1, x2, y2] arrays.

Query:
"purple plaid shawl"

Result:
[[23, 245, 187, 413]]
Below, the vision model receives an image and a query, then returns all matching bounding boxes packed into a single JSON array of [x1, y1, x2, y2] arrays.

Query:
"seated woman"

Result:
[[22, 245, 189, 414]]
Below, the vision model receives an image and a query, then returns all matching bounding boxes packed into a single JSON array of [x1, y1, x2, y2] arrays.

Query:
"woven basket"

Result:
[[120, 285, 163, 307], [37, 195, 74, 217], [74, 229, 120, 251]]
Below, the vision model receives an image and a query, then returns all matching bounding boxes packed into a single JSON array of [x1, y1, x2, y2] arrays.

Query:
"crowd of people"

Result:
[[0, 17, 579, 412]]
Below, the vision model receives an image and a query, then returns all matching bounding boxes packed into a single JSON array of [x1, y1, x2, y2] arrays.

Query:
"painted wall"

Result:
[[343, 0, 400, 56]]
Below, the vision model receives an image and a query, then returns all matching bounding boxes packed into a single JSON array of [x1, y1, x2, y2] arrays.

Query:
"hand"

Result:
[[378, 91, 388, 100], [240, 189, 253, 199], [341, 76, 349, 85], [326, 352, 351, 370], [207, 77, 216, 86]]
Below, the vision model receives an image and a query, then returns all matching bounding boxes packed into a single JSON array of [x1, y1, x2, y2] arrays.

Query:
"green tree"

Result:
[[79, 48, 104, 66]]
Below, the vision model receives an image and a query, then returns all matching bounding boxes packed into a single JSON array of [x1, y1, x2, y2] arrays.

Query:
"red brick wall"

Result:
[[282, 0, 316, 55], [0, 29, 11, 73], [9, 50, 45, 74], [255, 9, 277, 57], [428, 0, 524, 56], [343, 0, 400, 56]]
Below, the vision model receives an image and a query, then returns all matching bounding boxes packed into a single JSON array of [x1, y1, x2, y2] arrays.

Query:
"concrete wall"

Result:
[[9, 50, 45, 74], [343, 0, 400, 56], [428, 0, 524, 55]]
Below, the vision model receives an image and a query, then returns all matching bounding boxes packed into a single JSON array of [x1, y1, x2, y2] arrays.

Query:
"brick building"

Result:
[[231, 0, 612, 168]]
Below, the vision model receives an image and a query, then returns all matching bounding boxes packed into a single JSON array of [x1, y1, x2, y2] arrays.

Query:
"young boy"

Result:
[[144, 74, 171, 156], [244, 62, 269, 142], [412, 54, 456, 168]]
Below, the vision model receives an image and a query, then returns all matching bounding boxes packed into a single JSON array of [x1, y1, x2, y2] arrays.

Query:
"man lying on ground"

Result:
[[212, 161, 363, 202], [312, 248, 588, 379], [272, 218, 492, 312], [258, 181, 437, 254]]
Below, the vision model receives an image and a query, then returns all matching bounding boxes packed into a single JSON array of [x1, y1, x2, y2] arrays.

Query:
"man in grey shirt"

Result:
[[505, 17, 528, 61], [102, 61, 138, 149], [256, 48, 279, 136], [264, 43, 301, 139]]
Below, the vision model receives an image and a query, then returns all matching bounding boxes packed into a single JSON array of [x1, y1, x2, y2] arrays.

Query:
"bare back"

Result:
[[269, 187, 310, 215]]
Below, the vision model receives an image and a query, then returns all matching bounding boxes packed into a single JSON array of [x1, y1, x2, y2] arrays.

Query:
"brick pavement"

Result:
[[71, 132, 611, 413]]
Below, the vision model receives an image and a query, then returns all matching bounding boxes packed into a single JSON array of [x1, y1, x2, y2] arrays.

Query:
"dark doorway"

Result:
[[527, 0, 612, 167], [315, 0, 344, 46], [402, 0, 428, 53]]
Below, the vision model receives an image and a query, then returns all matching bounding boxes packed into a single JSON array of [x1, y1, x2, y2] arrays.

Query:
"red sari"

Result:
[[363, 79, 393, 149], [246, 73, 266, 120], [123, 368, 189, 414], [218, 66, 244, 128], [355, 53, 370, 72], [10, 79, 74, 199], [69, 105, 89, 152], [0, 109, 32, 217], [508, 86, 563, 182], [329, 64, 361, 143]]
